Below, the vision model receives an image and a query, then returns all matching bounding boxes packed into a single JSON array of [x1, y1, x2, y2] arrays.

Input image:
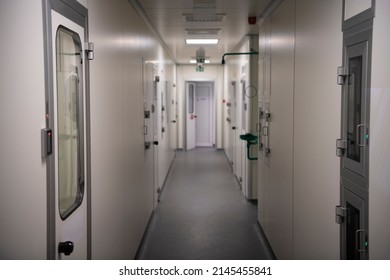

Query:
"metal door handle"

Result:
[[356, 124, 366, 147], [355, 229, 365, 253], [153, 141, 159, 146]]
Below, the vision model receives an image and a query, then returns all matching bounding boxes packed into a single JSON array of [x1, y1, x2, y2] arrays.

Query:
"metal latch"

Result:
[[336, 139, 347, 157], [41, 128, 53, 158], [85, 42, 94, 60], [337, 66, 348, 85], [335, 205, 347, 224]]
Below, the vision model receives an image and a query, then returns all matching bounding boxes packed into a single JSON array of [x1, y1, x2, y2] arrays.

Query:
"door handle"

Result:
[[153, 141, 159, 146], [58, 241, 74, 256], [232, 126, 236, 130], [356, 124, 366, 147], [355, 229, 365, 253]]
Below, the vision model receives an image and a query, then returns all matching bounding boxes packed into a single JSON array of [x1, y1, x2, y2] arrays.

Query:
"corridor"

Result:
[[137, 148, 274, 260]]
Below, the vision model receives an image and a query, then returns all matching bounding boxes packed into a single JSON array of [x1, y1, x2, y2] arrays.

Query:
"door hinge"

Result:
[[154, 76, 160, 83], [335, 205, 347, 224], [337, 66, 348, 85], [336, 139, 347, 157], [144, 110, 151, 119], [259, 110, 264, 120], [85, 42, 94, 61]]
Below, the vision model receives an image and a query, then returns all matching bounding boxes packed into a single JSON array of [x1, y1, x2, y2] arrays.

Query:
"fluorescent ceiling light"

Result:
[[190, 59, 211, 64], [186, 39, 219, 45]]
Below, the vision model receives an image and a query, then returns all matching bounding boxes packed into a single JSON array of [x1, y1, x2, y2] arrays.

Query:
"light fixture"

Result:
[[186, 39, 219, 45], [190, 59, 210, 64]]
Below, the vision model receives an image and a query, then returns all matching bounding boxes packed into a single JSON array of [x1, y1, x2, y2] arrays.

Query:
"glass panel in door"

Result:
[[56, 26, 84, 220], [343, 41, 368, 178]]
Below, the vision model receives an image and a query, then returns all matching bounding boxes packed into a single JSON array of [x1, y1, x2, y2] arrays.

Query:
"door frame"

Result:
[[184, 80, 216, 150], [42, 0, 90, 260]]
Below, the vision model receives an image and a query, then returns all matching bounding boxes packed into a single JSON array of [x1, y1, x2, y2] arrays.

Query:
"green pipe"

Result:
[[246, 141, 258, 161], [239, 133, 258, 161], [221, 50, 259, 64]]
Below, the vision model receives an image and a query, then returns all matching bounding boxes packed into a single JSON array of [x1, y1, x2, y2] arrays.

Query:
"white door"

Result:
[[230, 81, 237, 167], [186, 82, 196, 150], [195, 85, 212, 147], [52, 10, 87, 259], [143, 61, 154, 211], [153, 73, 160, 208]]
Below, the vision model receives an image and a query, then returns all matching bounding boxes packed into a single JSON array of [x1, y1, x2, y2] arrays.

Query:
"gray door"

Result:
[[42, 0, 91, 259], [338, 16, 373, 260]]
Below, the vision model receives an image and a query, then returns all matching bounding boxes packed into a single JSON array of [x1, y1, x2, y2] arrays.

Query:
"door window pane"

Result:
[[189, 84, 194, 114], [346, 202, 361, 260], [346, 56, 362, 162], [56, 26, 84, 220]]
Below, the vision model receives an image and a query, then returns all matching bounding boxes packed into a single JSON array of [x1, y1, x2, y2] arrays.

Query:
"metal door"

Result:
[[186, 82, 196, 150], [337, 10, 373, 260], [49, 7, 89, 259]]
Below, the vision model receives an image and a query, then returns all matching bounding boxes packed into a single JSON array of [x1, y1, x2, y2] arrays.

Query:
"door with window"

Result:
[[50, 7, 88, 259], [337, 10, 373, 260]]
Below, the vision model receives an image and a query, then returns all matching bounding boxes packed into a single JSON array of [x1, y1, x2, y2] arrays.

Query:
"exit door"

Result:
[[43, 1, 90, 259], [195, 84, 213, 147]]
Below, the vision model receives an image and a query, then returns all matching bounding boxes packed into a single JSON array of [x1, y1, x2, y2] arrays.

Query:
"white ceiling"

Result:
[[137, 0, 271, 64]]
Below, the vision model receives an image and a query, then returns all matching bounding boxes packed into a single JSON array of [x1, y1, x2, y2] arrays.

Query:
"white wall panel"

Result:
[[89, 0, 128, 259], [294, 0, 342, 259], [369, 0, 390, 259], [0, 0, 47, 259], [264, 0, 295, 259]]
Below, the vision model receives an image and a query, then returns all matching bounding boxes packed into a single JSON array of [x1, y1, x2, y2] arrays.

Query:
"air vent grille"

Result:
[[185, 29, 221, 36], [183, 13, 226, 23]]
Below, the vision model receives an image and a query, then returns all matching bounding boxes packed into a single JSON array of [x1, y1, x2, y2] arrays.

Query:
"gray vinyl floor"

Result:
[[136, 148, 274, 260]]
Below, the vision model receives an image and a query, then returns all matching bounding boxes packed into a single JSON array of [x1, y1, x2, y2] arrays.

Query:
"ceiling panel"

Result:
[[137, 0, 271, 64]]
